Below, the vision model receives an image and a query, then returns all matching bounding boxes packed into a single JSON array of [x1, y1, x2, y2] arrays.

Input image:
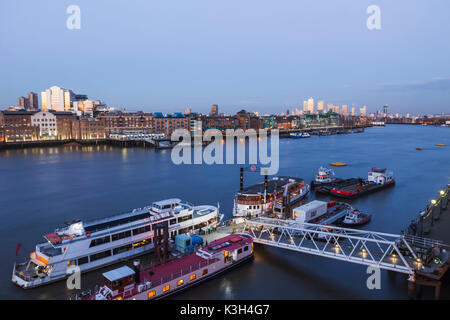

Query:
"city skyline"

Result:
[[1, 1, 449, 114]]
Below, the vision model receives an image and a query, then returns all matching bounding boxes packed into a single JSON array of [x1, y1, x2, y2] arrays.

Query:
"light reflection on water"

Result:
[[0, 125, 449, 300]]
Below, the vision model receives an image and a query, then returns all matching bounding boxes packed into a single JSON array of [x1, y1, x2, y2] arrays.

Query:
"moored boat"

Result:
[[12, 198, 222, 289], [73, 234, 253, 300], [233, 176, 310, 223], [342, 209, 372, 226], [319, 168, 395, 199], [289, 132, 311, 139], [311, 167, 344, 189]]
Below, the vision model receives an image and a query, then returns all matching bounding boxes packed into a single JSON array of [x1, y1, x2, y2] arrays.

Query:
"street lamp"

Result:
[[440, 190, 445, 196], [431, 199, 437, 205]]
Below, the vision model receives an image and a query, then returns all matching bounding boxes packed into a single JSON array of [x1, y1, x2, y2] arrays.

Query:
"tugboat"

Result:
[[289, 132, 311, 139], [342, 209, 372, 226], [316, 168, 395, 199], [310, 167, 343, 189]]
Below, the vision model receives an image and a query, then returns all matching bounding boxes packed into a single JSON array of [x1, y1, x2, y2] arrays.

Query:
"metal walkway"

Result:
[[242, 217, 447, 280]]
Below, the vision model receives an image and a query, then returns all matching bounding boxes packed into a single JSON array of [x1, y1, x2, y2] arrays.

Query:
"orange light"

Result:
[[177, 279, 184, 286], [147, 290, 156, 299], [190, 274, 196, 281], [163, 285, 170, 292], [35, 252, 49, 265]]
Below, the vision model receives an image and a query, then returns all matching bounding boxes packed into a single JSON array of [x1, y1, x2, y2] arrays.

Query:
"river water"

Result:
[[1, 125, 449, 300]]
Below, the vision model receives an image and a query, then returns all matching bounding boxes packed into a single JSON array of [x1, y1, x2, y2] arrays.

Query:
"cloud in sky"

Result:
[[380, 78, 450, 92]]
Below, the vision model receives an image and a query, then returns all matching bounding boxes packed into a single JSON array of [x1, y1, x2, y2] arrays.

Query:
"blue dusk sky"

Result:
[[1, 0, 449, 115]]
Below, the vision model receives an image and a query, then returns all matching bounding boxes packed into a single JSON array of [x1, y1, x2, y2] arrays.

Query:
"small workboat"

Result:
[[342, 209, 371, 226]]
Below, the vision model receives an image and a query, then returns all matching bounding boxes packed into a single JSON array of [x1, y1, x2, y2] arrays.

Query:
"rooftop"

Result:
[[103, 266, 135, 282]]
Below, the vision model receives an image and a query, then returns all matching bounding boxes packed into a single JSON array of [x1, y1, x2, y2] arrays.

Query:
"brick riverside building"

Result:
[[97, 111, 190, 136], [0, 110, 105, 142], [97, 111, 153, 134]]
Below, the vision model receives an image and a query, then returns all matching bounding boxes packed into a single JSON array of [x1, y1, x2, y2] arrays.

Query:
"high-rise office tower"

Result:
[[360, 105, 367, 116], [18, 97, 27, 109], [210, 104, 218, 116], [41, 86, 73, 111], [383, 105, 388, 114], [27, 92, 39, 110], [351, 107, 355, 116], [307, 98, 314, 114], [317, 100, 324, 113], [341, 105, 348, 115]]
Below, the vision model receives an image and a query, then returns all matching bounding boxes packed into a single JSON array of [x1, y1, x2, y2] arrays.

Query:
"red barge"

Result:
[[73, 233, 253, 300], [316, 168, 395, 199]]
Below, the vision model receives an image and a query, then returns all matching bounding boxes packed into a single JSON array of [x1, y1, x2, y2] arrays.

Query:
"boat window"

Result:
[[85, 212, 151, 234], [178, 215, 192, 223], [111, 230, 131, 241], [113, 244, 132, 255], [133, 238, 152, 248], [238, 248, 243, 254], [202, 269, 208, 276], [148, 290, 156, 299], [190, 274, 196, 281], [78, 256, 89, 265], [163, 285, 170, 292], [169, 218, 177, 225], [132, 225, 151, 236], [89, 235, 111, 248], [244, 246, 249, 252], [90, 250, 112, 262], [177, 279, 184, 286]]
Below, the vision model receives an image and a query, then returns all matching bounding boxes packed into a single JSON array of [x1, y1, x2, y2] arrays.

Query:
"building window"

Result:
[[148, 290, 156, 299], [190, 274, 196, 281], [162, 285, 170, 292]]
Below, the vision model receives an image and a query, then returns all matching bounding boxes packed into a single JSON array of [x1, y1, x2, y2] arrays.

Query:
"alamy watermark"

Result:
[[66, 5, 81, 30], [366, 5, 381, 30], [170, 123, 279, 175]]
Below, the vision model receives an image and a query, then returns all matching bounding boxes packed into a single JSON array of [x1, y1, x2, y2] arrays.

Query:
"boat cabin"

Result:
[[151, 198, 182, 214], [368, 168, 394, 185], [101, 266, 136, 298]]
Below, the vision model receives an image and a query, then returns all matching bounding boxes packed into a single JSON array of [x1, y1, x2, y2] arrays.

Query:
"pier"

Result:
[[205, 184, 450, 299]]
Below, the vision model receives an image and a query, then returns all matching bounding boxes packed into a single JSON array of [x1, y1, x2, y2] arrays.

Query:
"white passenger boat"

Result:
[[12, 199, 222, 289]]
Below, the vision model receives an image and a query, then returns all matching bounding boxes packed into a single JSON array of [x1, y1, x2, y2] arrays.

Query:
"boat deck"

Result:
[[239, 176, 305, 195]]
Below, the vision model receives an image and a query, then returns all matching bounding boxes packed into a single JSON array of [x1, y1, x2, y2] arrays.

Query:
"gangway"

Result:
[[243, 217, 449, 280]]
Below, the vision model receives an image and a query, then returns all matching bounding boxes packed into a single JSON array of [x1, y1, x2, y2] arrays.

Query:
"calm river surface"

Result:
[[1, 125, 449, 300]]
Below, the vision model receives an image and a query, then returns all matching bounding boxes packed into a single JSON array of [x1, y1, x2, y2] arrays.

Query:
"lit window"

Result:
[[147, 290, 155, 299], [202, 269, 208, 276], [163, 285, 170, 292], [177, 279, 184, 286], [190, 274, 196, 281]]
